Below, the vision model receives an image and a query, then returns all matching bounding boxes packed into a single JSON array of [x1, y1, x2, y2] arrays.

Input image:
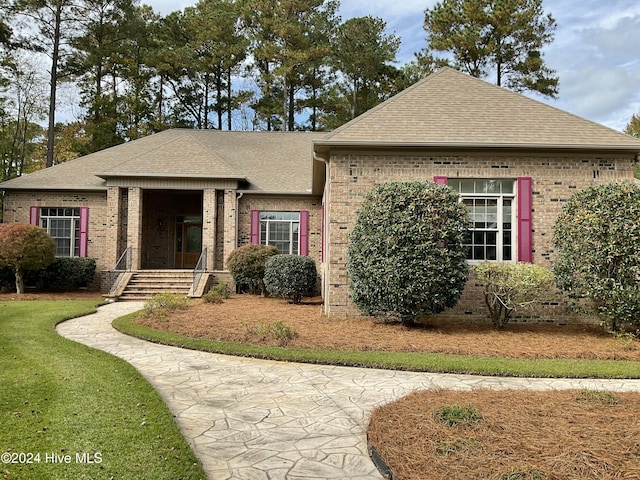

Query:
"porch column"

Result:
[[202, 189, 216, 272], [105, 187, 122, 270], [223, 189, 237, 269], [127, 187, 143, 270]]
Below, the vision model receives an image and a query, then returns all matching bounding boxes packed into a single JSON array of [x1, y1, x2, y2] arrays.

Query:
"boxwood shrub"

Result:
[[264, 254, 317, 304], [25, 257, 97, 291], [227, 244, 279, 294]]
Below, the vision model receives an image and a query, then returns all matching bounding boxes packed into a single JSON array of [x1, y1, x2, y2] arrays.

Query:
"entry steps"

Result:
[[117, 270, 193, 301]]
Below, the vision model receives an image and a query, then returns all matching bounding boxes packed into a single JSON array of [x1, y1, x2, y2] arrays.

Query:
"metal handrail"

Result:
[[192, 247, 208, 295], [108, 246, 133, 295]]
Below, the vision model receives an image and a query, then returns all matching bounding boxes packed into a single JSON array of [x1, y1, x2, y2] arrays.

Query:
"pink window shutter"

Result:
[[29, 206, 39, 225], [250, 210, 260, 244], [79, 207, 89, 257], [299, 211, 309, 256], [434, 176, 448, 185], [517, 177, 533, 263]]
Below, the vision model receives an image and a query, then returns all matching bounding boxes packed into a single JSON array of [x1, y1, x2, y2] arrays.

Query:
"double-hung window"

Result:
[[40, 207, 81, 257], [31, 206, 89, 258], [260, 211, 300, 255], [250, 210, 309, 256], [449, 179, 516, 262]]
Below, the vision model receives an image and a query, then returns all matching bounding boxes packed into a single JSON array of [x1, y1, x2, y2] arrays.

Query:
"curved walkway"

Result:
[[57, 302, 640, 480]]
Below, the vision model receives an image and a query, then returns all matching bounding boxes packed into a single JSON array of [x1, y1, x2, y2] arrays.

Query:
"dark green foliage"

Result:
[[423, 0, 558, 97], [553, 183, 640, 331], [347, 181, 469, 324], [263, 254, 317, 304], [29, 257, 96, 291], [227, 244, 279, 294]]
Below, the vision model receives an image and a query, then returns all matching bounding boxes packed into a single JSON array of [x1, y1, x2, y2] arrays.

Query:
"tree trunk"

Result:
[[15, 267, 25, 294], [46, 2, 62, 168]]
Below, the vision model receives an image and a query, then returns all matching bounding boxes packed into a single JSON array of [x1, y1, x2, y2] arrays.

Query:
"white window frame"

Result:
[[40, 207, 80, 257], [449, 179, 516, 263], [260, 211, 300, 255]]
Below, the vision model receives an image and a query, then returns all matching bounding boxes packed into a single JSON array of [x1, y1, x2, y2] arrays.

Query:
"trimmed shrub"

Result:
[[227, 244, 279, 294], [474, 262, 555, 328], [552, 183, 640, 332], [347, 181, 469, 325], [32, 257, 97, 291], [263, 254, 317, 304]]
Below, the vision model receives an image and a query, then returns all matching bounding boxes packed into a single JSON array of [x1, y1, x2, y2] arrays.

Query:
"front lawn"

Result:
[[0, 300, 205, 480]]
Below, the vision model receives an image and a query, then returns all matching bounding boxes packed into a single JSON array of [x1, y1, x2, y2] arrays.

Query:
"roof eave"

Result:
[[313, 140, 640, 153], [96, 173, 248, 181], [1, 185, 107, 191]]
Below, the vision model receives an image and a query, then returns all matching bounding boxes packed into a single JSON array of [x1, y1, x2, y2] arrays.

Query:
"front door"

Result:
[[175, 215, 202, 269]]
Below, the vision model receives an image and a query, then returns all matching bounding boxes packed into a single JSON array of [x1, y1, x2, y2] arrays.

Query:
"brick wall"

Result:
[[237, 194, 323, 268], [3, 190, 109, 287], [324, 149, 636, 323]]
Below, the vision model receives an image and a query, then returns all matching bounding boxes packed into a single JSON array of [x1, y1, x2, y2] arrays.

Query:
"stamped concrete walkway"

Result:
[[57, 302, 640, 480]]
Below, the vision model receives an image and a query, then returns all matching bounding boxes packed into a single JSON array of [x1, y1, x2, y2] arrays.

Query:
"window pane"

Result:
[[260, 211, 300, 255], [39, 208, 80, 258]]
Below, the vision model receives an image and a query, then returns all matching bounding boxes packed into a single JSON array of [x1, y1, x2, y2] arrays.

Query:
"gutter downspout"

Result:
[[235, 191, 244, 248], [313, 150, 330, 315]]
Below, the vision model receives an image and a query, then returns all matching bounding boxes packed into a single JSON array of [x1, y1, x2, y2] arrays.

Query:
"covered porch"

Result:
[[104, 182, 240, 298]]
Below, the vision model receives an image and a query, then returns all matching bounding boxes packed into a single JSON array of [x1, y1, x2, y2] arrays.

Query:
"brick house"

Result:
[[2, 68, 639, 320]]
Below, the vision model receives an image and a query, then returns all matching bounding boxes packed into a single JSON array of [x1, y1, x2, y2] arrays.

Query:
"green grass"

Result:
[[114, 312, 640, 379], [0, 301, 206, 480]]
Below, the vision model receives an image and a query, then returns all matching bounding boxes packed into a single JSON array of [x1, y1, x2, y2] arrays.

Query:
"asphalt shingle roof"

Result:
[[1, 130, 326, 193], [317, 67, 640, 151]]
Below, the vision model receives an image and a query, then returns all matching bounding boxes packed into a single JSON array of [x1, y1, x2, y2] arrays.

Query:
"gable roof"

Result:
[[315, 67, 640, 152], [1, 130, 326, 194]]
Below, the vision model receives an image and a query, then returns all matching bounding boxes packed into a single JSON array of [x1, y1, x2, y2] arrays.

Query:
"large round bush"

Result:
[[347, 181, 469, 324], [227, 244, 279, 294], [264, 254, 317, 304], [553, 182, 640, 331]]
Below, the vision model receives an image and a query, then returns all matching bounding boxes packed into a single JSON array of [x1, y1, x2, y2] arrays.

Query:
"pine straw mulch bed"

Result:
[[133, 294, 640, 361], [368, 389, 640, 480]]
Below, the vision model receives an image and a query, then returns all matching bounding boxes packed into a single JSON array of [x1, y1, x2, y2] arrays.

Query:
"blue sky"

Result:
[[147, 0, 640, 132]]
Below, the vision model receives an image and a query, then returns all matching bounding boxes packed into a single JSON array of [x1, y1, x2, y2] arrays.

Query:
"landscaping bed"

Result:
[[134, 294, 640, 361]]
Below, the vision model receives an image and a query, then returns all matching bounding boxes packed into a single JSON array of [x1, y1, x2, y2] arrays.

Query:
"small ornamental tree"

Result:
[[0, 223, 56, 294], [474, 262, 555, 328], [227, 244, 279, 294], [264, 255, 317, 304], [552, 183, 640, 332], [347, 181, 469, 325]]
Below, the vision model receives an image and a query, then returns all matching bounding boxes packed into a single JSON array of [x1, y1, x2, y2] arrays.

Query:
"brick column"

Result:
[[202, 189, 216, 271], [223, 189, 237, 269], [105, 187, 122, 269], [127, 187, 143, 270]]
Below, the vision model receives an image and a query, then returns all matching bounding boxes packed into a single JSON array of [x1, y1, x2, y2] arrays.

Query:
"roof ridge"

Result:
[[185, 130, 245, 176], [454, 69, 639, 143], [96, 130, 192, 173]]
